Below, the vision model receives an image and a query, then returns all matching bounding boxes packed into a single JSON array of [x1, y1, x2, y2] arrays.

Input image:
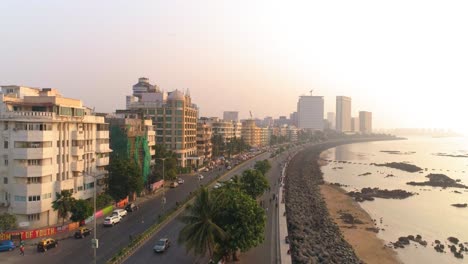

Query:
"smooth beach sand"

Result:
[[320, 183, 402, 264]]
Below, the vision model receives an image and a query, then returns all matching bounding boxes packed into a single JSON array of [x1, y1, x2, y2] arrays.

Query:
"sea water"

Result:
[[322, 136, 468, 264]]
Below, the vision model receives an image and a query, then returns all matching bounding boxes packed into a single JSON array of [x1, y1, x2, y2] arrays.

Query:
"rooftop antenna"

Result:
[[310, 89, 314, 96], [249, 110, 253, 120]]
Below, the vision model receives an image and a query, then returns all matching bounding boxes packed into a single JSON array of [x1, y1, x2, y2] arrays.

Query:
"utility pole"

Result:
[[156, 158, 167, 212]]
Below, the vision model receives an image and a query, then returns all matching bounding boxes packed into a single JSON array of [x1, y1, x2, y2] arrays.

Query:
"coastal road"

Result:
[[239, 145, 304, 264], [124, 152, 271, 264], [1, 154, 266, 264]]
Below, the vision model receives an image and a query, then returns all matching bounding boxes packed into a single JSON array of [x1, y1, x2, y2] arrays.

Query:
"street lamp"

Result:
[[86, 171, 100, 264], [155, 158, 166, 212]]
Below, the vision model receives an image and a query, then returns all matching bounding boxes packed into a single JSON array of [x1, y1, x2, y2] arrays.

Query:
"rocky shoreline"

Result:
[[284, 138, 399, 264]]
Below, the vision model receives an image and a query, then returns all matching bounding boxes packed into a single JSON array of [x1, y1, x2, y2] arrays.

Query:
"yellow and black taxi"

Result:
[[37, 238, 58, 252], [74, 227, 92, 239]]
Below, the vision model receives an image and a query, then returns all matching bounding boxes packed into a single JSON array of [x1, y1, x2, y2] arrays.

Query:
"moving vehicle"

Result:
[[213, 182, 222, 189], [226, 166, 232, 170], [177, 178, 184, 184], [153, 238, 170, 253], [170, 182, 179, 188], [74, 227, 92, 239], [125, 203, 138, 212], [103, 215, 121, 226], [37, 238, 58, 252], [0, 240, 15, 252], [198, 174, 204, 180], [112, 209, 128, 218]]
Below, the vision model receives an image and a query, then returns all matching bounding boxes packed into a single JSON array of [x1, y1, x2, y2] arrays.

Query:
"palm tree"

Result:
[[178, 187, 225, 258], [52, 190, 76, 225]]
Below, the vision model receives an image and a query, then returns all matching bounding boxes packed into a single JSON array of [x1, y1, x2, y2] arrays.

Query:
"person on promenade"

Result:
[[19, 244, 25, 256]]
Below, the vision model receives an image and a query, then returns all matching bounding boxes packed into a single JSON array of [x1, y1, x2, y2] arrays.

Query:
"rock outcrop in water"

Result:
[[451, 203, 467, 208], [407, 174, 468, 189], [373, 162, 423, 172], [347, 188, 415, 202]]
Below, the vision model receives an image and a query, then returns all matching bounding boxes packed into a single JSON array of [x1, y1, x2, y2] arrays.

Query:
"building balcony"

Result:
[[71, 160, 84, 172], [0, 111, 55, 120], [96, 157, 109, 167], [96, 130, 109, 139], [150, 149, 156, 156], [96, 144, 111, 153], [12, 182, 54, 197], [11, 199, 53, 215], [13, 148, 54, 160], [71, 130, 85, 140], [71, 146, 85, 156], [11, 130, 55, 142], [14, 165, 54, 177]]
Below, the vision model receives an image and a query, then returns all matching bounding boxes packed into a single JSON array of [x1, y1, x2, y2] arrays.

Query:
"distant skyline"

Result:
[[1, 1, 467, 134]]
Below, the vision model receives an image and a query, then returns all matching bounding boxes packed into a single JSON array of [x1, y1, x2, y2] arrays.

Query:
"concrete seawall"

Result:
[[284, 138, 399, 264]]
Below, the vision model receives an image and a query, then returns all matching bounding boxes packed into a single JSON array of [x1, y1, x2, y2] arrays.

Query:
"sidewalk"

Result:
[[278, 163, 292, 264]]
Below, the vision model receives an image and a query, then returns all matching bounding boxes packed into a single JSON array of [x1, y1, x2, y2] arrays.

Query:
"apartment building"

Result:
[[126, 78, 199, 167], [196, 120, 212, 164], [106, 113, 156, 184], [241, 120, 261, 147], [0, 86, 111, 228]]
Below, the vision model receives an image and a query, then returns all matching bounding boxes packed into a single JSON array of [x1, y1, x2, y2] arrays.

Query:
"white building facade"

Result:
[[297, 96, 324, 130], [336, 96, 352, 133], [0, 86, 111, 228]]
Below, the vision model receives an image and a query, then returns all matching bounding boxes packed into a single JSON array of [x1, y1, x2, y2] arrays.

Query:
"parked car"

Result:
[[112, 209, 128, 218], [153, 238, 170, 253], [125, 203, 138, 212], [198, 174, 204, 180], [226, 166, 232, 170], [74, 227, 92, 239], [0, 240, 15, 252], [177, 178, 184, 184], [170, 181, 179, 188], [213, 182, 222, 189], [103, 215, 121, 227], [37, 238, 58, 252]]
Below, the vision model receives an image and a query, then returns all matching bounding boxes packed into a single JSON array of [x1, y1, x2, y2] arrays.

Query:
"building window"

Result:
[[28, 195, 41, 202], [42, 193, 51, 199], [3, 177, 7, 184], [27, 177, 41, 184], [14, 196, 26, 202], [27, 159, 41, 166], [4, 159, 8, 166], [28, 213, 40, 221], [4, 141, 8, 149], [4, 122, 8, 130], [77, 186, 83, 191]]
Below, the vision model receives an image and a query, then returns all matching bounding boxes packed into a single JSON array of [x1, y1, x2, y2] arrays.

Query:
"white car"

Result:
[[103, 215, 121, 226], [198, 174, 204, 180], [177, 178, 184, 184], [112, 209, 127, 218], [213, 182, 222, 189]]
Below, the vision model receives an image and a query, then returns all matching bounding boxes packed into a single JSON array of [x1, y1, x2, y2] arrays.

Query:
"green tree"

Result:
[[0, 213, 17, 232], [240, 169, 269, 199], [254, 160, 272, 175], [52, 190, 76, 225], [166, 168, 178, 181], [213, 187, 266, 260], [108, 157, 144, 201], [212, 134, 226, 157], [179, 187, 226, 259], [96, 193, 114, 210], [149, 145, 178, 183], [70, 199, 93, 222]]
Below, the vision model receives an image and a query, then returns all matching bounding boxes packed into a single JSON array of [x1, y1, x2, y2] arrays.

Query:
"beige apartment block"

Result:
[[0, 86, 111, 229], [241, 120, 262, 147], [126, 78, 199, 168]]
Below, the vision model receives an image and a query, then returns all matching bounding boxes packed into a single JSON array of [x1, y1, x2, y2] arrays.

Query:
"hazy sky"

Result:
[[1, 1, 467, 133]]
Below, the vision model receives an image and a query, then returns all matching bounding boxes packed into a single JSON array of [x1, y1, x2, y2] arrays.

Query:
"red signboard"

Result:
[[0, 222, 81, 241]]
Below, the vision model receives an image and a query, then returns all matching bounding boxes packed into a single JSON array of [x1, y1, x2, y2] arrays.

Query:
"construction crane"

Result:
[[249, 110, 253, 120]]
